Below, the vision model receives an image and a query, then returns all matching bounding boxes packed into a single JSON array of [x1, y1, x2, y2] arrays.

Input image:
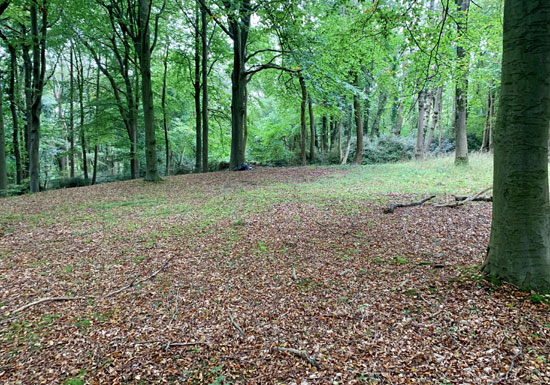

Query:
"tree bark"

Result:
[[8, 44, 22, 184], [201, 4, 209, 173], [0, 76, 7, 195], [393, 101, 404, 136], [299, 76, 307, 166], [425, 86, 443, 156], [415, 90, 427, 159], [69, 45, 75, 178], [483, 0, 550, 292], [138, 0, 160, 181], [75, 45, 88, 181], [308, 97, 315, 163], [454, 0, 470, 165], [21, 39, 31, 178], [161, 45, 169, 176], [338, 109, 343, 162], [371, 92, 387, 138], [194, 2, 202, 172], [353, 76, 363, 165]]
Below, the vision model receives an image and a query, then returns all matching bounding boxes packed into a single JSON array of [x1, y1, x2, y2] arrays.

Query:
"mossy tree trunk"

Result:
[[483, 0, 550, 292]]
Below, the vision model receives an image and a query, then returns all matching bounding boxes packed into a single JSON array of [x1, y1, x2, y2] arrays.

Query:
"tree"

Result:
[[0, 74, 7, 196], [482, 1, 550, 292], [454, 0, 470, 164]]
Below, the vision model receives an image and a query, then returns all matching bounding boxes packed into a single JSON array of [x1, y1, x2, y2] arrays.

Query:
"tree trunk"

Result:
[[75, 46, 88, 181], [321, 110, 328, 153], [8, 44, 22, 184], [353, 77, 363, 165], [91, 145, 98, 185], [161, 45, 170, 176], [29, 2, 47, 193], [454, 0, 470, 165], [488, 89, 496, 151], [69, 45, 75, 178], [138, 0, 160, 181], [201, 5, 209, 173], [299, 76, 307, 166], [242, 85, 248, 162], [394, 102, 404, 136], [371, 92, 387, 137], [338, 109, 343, 162], [0, 76, 7, 195], [22, 40, 31, 179], [194, 2, 202, 172], [483, 0, 550, 292], [415, 90, 427, 159], [425, 86, 443, 156], [308, 97, 315, 163], [480, 90, 493, 152]]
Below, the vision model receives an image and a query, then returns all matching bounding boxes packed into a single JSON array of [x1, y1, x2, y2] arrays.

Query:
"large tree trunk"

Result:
[[8, 44, 22, 184], [201, 4, 209, 173], [0, 77, 7, 195], [75, 46, 88, 182], [454, 0, 470, 164], [483, 0, 550, 292], [425, 86, 443, 156], [308, 97, 315, 163], [22, 40, 31, 178], [229, 32, 247, 169]]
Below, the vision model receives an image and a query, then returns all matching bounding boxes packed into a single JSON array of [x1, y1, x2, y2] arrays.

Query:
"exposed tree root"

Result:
[[383, 195, 436, 214]]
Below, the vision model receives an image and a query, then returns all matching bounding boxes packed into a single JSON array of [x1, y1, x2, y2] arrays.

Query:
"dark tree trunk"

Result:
[[8, 44, 22, 184], [0, 76, 7, 195], [194, 2, 202, 172], [201, 5, 209, 173], [75, 46, 88, 181], [22, 39, 32, 179], [91, 145, 99, 185], [425, 86, 443, 156], [480, 90, 493, 152], [29, 2, 47, 193], [353, 90, 363, 164], [162, 45, 169, 175], [299, 76, 307, 166], [415, 90, 427, 159], [483, 0, 550, 292], [308, 97, 315, 162], [69, 45, 75, 178], [321, 110, 328, 153], [393, 102, 404, 136], [454, 0, 470, 164], [138, 0, 160, 181], [370, 92, 387, 137]]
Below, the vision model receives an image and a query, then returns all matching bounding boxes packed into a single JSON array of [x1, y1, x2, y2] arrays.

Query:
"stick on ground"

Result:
[[383, 195, 436, 214], [274, 346, 320, 368], [434, 187, 493, 208]]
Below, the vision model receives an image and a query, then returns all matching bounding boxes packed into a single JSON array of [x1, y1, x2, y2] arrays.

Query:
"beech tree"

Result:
[[483, 0, 550, 291]]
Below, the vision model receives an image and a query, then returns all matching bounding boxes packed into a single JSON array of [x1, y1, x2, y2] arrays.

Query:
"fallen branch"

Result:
[[383, 195, 436, 214], [12, 296, 87, 314], [228, 309, 245, 336], [489, 339, 523, 384], [274, 346, 320, 368], [434, 187, 493, 208], [134, 340, 207, 349], [454, 194, 492, 202]]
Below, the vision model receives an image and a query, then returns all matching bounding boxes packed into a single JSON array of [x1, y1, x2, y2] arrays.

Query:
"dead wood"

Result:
[[383, 195, 436, 214], [228, 309, 245, 336], [434, 187, 493, 208], [12, 296, 87, 314], [454, 195, 492, 202], [488, 339, 523, 384], [274, 346, 320, 368]]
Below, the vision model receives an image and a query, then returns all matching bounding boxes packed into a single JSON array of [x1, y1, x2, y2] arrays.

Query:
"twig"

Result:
[[12, 296, 87, 314], [489, 339, 523, 384], [383, 195, 436, 214], [167, 287, 179, 329], [454, 194, 492, 202], [434, 187, 493, 208], [228, 309, 245, 336], [274, 346, 320, 368], [134, 340, 207, 349]]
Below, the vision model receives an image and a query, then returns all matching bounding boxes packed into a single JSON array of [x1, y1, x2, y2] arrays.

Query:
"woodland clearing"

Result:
[[0, 154, 549, 384]]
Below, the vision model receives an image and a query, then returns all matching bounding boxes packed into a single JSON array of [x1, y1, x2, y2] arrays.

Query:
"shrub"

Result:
[[361, 135, 415, 164]]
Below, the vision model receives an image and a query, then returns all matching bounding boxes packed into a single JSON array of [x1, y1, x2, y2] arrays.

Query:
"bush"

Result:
[[361, 135, 415, 164], [50, 177, 91, 189]]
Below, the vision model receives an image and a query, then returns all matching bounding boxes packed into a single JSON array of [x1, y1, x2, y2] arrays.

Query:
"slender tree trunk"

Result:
[[8, 45, 22, 184], [480, 90, 492, 152], [242, 85, 248, 162], [371, 92, 387, 137], [353, 90, 363, 165], [91, 145, 99, 185], [415, 90, 427, 159], [488, 89, 496, 151], [425, 86, 443, 156], [393, 102, 404, 136], [299, 76, 307, 166], [321, 108, 328, 153], [483, 0, 550, 292], [29, 2, 47, 193], [22, 41, 31, 178], [454, 0, 470, 164], [201, 5, 209, 173], [308, 97, 315, 162], [75, 46, 88, 181], [69, 45, 75, 178], [338, 109, 343, 162], [0, 77, 7, 195], [194, 2, 202, 172], [162, 45, 169, 175]]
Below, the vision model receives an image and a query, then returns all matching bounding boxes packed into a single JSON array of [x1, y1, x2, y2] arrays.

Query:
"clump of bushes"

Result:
[[361, 135, 416, 164]]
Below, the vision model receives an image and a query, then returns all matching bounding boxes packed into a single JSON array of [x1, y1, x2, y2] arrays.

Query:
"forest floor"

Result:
[[1, 154, 549, 385]]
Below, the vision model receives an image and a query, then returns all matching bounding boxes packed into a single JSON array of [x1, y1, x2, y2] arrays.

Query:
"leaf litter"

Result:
[[0, 167, 548, 384]]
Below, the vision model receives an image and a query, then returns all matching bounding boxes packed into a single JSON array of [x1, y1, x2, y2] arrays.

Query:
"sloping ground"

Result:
[[0, 158, 549, 384]]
